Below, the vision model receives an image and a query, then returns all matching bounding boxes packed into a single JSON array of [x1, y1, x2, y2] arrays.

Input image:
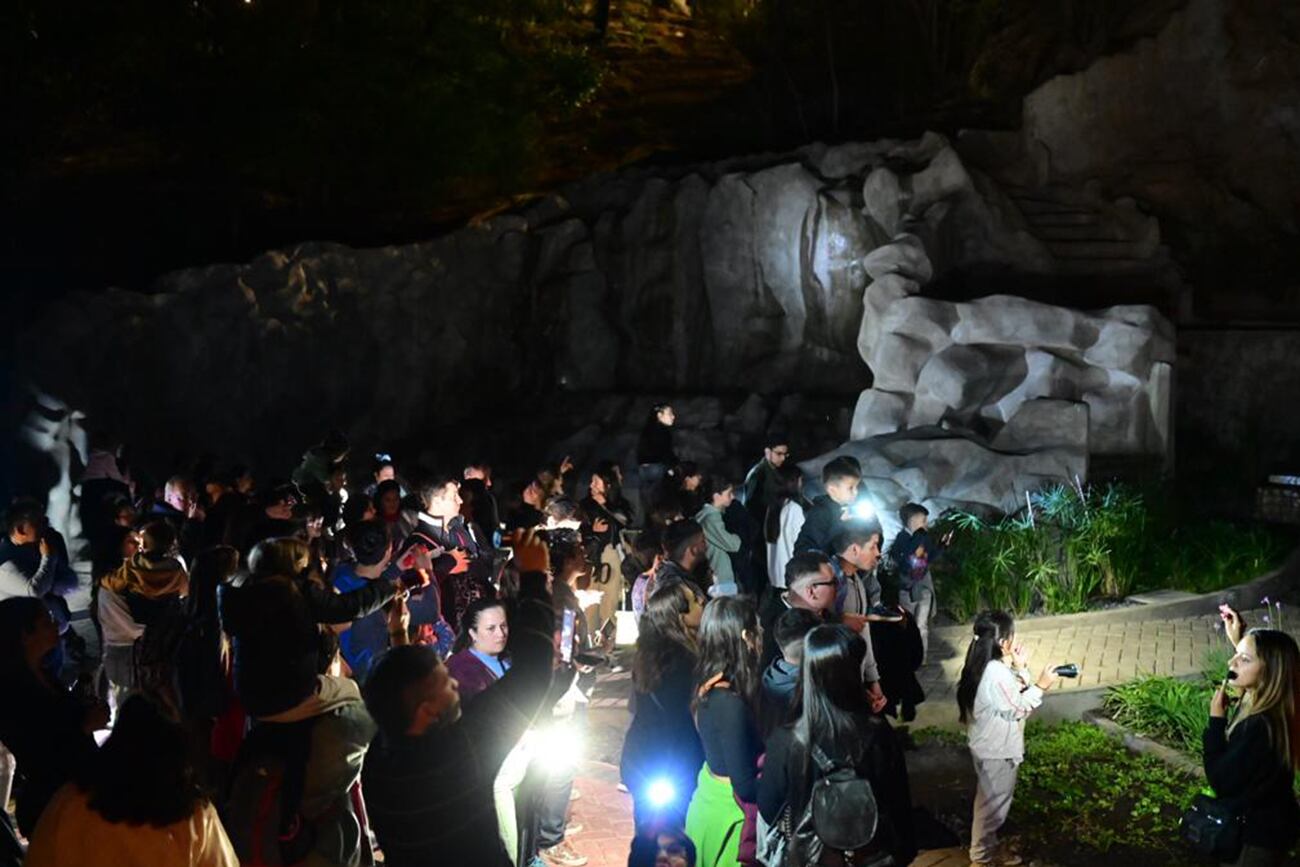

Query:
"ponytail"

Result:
[[956, 610, 1016, 724]]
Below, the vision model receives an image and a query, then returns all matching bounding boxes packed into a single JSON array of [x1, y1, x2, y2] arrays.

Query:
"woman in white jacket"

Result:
[[956, 611, 1060, 867]]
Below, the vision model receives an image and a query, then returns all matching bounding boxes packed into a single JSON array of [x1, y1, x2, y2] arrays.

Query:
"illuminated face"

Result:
[[376, 465, 396, 483], [166, 482, 196, 513], [683, 474, 702, 492], [1230, 635, 1265, 690], [824, 476, 860, 505], [589, 475, 607, 499], [10, 520, 39, 545], [908, 512, 928, 532], [713, 486, 735, 509], [656, 406, 676, 427], [379, 489, 401, 517], [846, 535, 881, 572], [469, 606, 509, 656], [765, 446, 790, 468], [427, 483, 462, 519]]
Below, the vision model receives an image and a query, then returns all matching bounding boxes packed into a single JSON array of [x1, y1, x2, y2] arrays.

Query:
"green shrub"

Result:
[[1015, 722, 1201, 855], [1102, 676, 1214, 756], [933, 483, 1289, 621]]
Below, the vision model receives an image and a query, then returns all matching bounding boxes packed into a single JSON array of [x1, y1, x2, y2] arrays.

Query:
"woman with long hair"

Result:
[[622, 582, 706, 832], [1208, 610, 1300, 866], [24, 694, 237, 867], [445, 598, 511, 703], [956, 611, 1059, 867], [765, 464, 807, 592], [757, 624, 916, 865], [684, 595, 762, 867]]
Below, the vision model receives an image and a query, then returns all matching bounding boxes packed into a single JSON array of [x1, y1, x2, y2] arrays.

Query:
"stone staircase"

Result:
[[1007, 185, 1174, 279]]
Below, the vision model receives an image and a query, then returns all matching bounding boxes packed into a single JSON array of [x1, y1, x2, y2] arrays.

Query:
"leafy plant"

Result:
[[1014, 722, 1201, 855], [933, 482, 1290, 621]]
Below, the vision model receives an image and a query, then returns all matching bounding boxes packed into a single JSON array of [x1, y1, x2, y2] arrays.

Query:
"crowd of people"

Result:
[[0, 402, 1296, 867]]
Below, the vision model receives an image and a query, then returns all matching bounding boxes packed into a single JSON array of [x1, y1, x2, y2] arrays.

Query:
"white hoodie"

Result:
[[967, 659, 1043, 761]]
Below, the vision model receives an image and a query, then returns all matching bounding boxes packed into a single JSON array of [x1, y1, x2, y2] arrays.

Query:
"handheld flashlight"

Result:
[[850, 499, 875, 521], [646, 778, 676, 809]]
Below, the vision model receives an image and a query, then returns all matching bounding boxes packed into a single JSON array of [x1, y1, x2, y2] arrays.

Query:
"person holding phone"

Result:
[[957, 610, 1061, 867], [1211, 605, 1300, 866]]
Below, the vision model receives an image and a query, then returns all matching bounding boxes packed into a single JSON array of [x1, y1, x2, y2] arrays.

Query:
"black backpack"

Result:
[[787, 745, 893, 867]]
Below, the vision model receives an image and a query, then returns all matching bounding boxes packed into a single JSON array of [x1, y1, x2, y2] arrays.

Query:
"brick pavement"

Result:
[[911, 605, 1293, 728]]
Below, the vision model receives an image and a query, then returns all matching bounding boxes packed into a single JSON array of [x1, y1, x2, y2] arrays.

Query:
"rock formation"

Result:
[[18, 131, 1175, 518]]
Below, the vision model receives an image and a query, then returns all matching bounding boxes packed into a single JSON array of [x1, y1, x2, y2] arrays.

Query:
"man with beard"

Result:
[[361, 582, 556, 867], [648, 519, 710, 600]]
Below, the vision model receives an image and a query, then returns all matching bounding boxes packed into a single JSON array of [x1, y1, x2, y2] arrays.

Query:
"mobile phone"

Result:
[[560, 609, 576, 665]]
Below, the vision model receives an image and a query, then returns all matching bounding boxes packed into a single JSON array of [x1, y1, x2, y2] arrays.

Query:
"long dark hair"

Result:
[[633, 582, 699, 694], [452, 597, 508, 654], [957, 610, 1016, 724], [793, 625, 870, 758], [78, 693, 207, 826], [765, 463, 807, 544], [694, 595, 760, 709]]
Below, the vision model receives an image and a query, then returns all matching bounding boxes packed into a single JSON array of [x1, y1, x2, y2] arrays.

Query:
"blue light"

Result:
[[647, 778, 676, 808]]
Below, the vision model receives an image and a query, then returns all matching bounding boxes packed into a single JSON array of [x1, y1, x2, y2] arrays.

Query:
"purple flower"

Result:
[[1263, 615, 1271, 624], [1262, 596, 1271, 605]]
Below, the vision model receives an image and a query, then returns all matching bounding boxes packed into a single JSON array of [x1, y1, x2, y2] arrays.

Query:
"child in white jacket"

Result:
[[957, 611, 1061, 867]]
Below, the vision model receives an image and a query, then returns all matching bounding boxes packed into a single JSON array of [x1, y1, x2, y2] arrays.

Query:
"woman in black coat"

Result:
[[1207, 613, 1300, 866]]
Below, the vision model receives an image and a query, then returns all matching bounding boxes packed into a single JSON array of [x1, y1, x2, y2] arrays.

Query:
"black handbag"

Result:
[[1180, 792, 1244, 861]]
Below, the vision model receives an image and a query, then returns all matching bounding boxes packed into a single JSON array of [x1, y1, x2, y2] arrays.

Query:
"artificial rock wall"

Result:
[[19, 133, 1174, 515]]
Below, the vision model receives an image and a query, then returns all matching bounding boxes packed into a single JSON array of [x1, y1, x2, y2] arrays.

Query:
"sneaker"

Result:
[[540, 840, 588, 867], [564, 822, 584, 836]]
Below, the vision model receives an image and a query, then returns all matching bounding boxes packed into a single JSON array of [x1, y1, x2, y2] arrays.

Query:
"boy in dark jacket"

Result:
[[887, 503, 948, 661], [793, 456, 863, 555]]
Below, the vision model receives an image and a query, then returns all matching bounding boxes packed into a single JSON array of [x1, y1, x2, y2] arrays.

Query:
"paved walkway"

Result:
[[568, 602, 1295, 867], [911, 604, 1290, 728]]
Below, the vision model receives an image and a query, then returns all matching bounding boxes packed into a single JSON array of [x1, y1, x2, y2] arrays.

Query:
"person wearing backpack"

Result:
[[757, 624, 915, 867], [957, 611, 1060, 867], [683, 596, 763, 867]]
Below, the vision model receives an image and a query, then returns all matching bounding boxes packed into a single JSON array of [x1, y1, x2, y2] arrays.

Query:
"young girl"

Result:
[[956, 611, 1059, 867], [1209, 608, 1300, 866]]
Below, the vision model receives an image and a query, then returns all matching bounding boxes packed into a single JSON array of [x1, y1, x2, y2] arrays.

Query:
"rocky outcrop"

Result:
[[962, 0, 1300, 281], [18, 132, 1056, 472]]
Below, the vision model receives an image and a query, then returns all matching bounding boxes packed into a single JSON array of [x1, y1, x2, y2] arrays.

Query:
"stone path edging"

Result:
[[1081, 709, 1205, 780]]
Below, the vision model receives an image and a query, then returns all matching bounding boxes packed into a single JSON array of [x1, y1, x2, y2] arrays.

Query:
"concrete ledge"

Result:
[[933, 547, 1299, 637], [1080, 709, 1204, 780]]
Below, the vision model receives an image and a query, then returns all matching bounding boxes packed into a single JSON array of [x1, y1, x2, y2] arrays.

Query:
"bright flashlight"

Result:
[[851, 499, 876, 521], [534, 722, 583, 775], [647, 778, 676, 808]]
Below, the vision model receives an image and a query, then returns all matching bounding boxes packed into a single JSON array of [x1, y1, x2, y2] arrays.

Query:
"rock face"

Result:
[[802, 424, 1090, 539], [967, 0, 1300, 275], [17, 131, 1174, 518], [17, 132, 1055, 473]]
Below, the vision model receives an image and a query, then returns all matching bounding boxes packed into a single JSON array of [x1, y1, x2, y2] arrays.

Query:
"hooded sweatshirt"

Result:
[[98, 553, 189, 646]]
